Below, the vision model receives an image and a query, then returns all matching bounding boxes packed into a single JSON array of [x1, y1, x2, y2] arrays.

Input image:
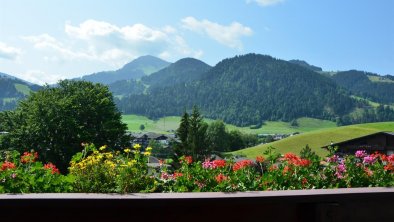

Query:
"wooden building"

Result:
[[322, 131, 394, 155]]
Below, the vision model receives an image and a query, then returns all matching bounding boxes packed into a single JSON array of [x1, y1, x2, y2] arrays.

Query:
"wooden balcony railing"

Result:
[[0, 187, 393, 222]]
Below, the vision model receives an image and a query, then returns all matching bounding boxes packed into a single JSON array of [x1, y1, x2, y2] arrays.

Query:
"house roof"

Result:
[[321, 131, 394, 148], [130, 132, 168, 139]]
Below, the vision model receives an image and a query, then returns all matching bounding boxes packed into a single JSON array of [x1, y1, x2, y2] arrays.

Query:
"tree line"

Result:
[[174, 106, 258, 161]]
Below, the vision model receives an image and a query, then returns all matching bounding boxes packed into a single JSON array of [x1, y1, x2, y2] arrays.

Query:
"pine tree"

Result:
[[187, 106, 208, 160], [176, 110, 190, 155]]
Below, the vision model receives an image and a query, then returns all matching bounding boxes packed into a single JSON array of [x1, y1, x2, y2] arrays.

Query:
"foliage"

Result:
[[158, 150, 394, 192], [332, 70, 394, 104], [69, 144, 156, 193], [206, 120, 229, 152], [175, 107, 209, 161], [149, 139, 173, 159], [118, 54, 361, 126], [0, 76, 41, 111], [0, 150, 73, 193], [1, 145, 393, 193], [0, 80, 128, 172]]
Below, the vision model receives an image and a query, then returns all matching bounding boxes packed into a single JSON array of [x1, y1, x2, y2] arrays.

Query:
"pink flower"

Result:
[[326, 155, 339, 163], [355, 150, 367, 158], [363, 156, 376, 165], [160, 172, 172, 180], [202, 160, 213, 169], [335, 162, 346, 179]]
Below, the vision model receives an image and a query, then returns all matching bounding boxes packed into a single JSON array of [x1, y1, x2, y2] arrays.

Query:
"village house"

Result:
[[128, 132, 177, 148], [322, 131, 394, 155]]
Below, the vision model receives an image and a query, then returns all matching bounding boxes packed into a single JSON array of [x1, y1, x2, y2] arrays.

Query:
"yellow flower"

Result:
[[143, 152, 151, 156], [127, 160, 136, 166], [105, 153, 113, 159], [99, 145, 107, 151], [93, 150, 99, 155], [124, 148, 131, 153], [146, 147, 152, 152], [133, 144, 141, 150]]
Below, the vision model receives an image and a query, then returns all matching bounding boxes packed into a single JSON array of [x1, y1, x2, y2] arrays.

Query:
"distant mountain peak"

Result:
[[141, 57, 211, 89], [78, 55, 171, 84]]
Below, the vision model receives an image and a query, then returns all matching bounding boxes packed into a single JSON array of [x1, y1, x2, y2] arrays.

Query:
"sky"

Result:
[[0, 0, 393, 85]]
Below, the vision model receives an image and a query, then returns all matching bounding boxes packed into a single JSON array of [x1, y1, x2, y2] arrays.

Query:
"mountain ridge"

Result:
[[117, 54, 365, 126], [76, 55, 170, 84]]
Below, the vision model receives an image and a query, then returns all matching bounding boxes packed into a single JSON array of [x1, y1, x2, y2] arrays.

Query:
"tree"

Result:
[[175, 106, 209, 160], [139, 124, 145, 131], [187, 106, 208, 160], [176, 110, 189, 156], [206, 120, 229, 152], [290, 119, 299, 127], [0, 80, 128, 172]]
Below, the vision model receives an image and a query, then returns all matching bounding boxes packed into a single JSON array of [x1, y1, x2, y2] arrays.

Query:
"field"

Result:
[[122, 115, 181, 134], [14, 83, 32, 95], [231, 122, 394, 158], [122, 115, 337, 134]]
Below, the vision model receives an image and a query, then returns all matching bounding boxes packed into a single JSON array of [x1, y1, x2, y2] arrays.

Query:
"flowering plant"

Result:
[[69, 144, 156, 193], [0, 150, 72, 193]]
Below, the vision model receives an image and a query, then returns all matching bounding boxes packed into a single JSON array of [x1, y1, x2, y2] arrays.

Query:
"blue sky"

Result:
[[0, 0, 393, 84]]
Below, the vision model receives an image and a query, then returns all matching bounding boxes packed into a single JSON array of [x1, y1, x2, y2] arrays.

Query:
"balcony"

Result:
[[1, 187, 393, 222]]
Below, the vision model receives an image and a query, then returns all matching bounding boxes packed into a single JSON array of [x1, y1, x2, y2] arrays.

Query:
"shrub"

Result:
[[0, 150, 73, 193], [69, 144, 156, 193]]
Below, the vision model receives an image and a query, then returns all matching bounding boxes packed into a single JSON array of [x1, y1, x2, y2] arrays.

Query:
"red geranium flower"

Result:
[[256, 156, 265, 163], [212, 159, 226, 168], [283, 153, 310, 167], [21, 151, 38, 164], [1, 161, 16, 171], [233, 159, 253, 171], [173, 172, 183, 179], [43, 162, 60, 174], [215, 173, 228, 183], [181, 156, 193, 165]]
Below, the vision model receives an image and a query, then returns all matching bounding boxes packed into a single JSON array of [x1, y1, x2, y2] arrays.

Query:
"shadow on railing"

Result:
[[0, 187, 393, 222]]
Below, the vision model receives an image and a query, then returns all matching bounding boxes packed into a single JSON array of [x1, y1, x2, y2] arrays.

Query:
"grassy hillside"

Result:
[[231, 122, 394, 158], [14, 83, 32, 95], [122, 115, 336, 134], [122, 115, 181, 134]]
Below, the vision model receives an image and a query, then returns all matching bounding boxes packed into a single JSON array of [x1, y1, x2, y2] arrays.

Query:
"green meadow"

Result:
[[122, 115, 337, 134], [231, 122, 394, 158]]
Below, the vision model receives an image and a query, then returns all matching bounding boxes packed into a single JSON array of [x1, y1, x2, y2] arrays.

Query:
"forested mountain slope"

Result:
[[118, 54, 360, 126]]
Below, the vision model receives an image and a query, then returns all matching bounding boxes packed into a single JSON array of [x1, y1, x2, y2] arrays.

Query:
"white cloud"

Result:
[[0, 42, 22, 60], [248, 0, 284, 7], [22, 70, 63, 85], [19, 19, 206, 83], [22, 34, 92, 61], [181, 17, 252, 50], [23, 20, 202, 68]]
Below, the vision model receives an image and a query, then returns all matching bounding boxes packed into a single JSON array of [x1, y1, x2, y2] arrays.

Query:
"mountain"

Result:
[[78, 55, 170, 84], [118, 54, 359, 126], [109, 57, 211, 98], [0, 73, 42, 111], [288, 60, 322, 72], [142, 58, 212, 89], [108, 79, 145, 98], [331, 70, 394, 104]]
